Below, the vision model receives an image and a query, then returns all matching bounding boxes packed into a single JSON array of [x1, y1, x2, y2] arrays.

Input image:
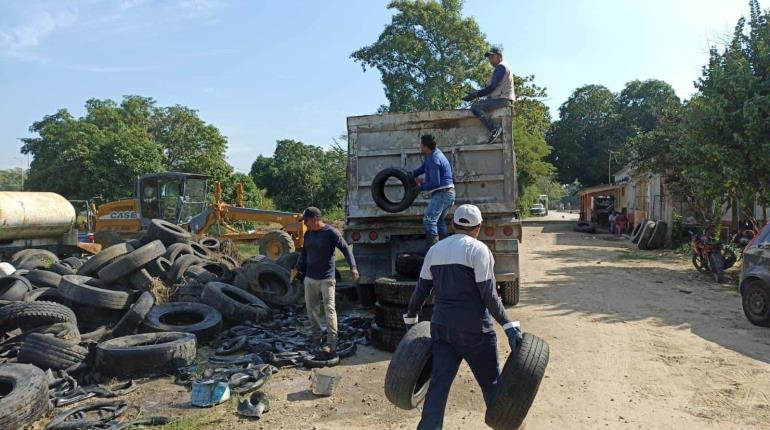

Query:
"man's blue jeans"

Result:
[[424, 189, 455, 238], [470, 98, 513, 133], [417, 324, 501, 430]]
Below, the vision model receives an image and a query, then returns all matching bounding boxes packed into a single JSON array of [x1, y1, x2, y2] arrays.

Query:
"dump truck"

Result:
[[345, 108, 522, 305]]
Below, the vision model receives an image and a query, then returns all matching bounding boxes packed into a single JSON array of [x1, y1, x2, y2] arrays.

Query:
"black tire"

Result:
[[637, 221, 656, 250], [199, 237, 220, 252], [69, 302, 125, 326], [189, 241, 211, 259], [146, 219, 192, 246], [384, 321, 432, 409], [171, 283, 205, 303], [95, 332, 196, 378], [164, 243, 195, 263], [709, 253, 725, 283], [647, 221, 667, 250], [499, 280, 520, 306], [49, 262, 75, 276], [167, 254, 204, 284], [275, 252, 300, 271], [61, 257, 84, 270], [246, 262, 300, 306], [146, 257, 173, 279], [143, 302, 222, 344], [259, 230, 295, 261], [129, 268, 158, 291], [12, 249, 59, 268], [0, 363, 50, 429], [742, 279, 770, 327], [200, 262, 232, 282], [98, 240, 166, 283], [0, 276, 31, 301], [22, 322, 80, 343], [59, 275, 133, 310], [374, 301, 432, 330], [371, 322, 405, 352], [630, 220, 646, 244], [723, 248, 738, 270], [17, 333, 88, 370], [25, 269, 62, 288], [692, 254, 710, 273], [374, 277, 433, 306], [485, 333, 550, 430], [111, 291, 156, 338], [371, 167, 419, 213], [201, 282, 270, 323], [77, 242, 134, 276], [395, 253, 424, 279], [24, 287, 66, 305], [0, 301, 77, 333]]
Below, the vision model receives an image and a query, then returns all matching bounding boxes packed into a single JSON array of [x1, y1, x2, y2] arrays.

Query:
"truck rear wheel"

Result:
[[498, 280, 519, 306]]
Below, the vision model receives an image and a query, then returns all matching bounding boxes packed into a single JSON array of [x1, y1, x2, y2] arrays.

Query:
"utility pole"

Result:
[[608, 150, 619, 184]]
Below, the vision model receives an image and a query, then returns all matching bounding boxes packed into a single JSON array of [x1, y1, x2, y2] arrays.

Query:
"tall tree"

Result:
[[20, 96, 253, 203], [0, 168, 25, 191], [547, 85, 622, 186]]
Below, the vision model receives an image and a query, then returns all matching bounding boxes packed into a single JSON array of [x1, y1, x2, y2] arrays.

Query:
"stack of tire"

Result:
[[630, 219, 668, 250], [384, 321, 551, 430], [371, 253, 434, 352]]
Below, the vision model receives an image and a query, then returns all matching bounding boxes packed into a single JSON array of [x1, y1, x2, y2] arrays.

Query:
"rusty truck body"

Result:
[[344, 107, 522, 303]]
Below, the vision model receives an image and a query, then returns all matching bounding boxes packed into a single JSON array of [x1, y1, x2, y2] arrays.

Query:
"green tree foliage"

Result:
[[0, 168, 25, 191], [250, 139, 346, 213], [20, 96, 245, 203]]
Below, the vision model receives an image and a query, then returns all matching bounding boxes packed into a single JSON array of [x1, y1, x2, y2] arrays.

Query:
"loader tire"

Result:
[[17, 333, 88, 370], [0, 364, 50, 429], [371, 167, 420, 213], [371, 322, 405, 352], [259, 230, 295, 261], [77, 243, 134, 276], [146, 219, 192, 246], [383, 321, 432, 409], [95, 332, 196, 378], [485, 334, 550, 430]]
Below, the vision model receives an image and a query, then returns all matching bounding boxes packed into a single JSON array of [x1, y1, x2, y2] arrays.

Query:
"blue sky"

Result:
[[0, 0, 762, 173]]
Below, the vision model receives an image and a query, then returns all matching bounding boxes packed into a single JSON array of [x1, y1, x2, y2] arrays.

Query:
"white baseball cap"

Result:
[[453, 204, 483, 227]]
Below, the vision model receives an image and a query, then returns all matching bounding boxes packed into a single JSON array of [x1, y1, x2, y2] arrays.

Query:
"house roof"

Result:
[[578, 183, 624, 196]]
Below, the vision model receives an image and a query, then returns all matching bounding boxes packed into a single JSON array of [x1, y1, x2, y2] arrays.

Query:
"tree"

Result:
[[547, 85, 622, 186], [20, 96, 245, 202], [351, 0, 489, 112], [0, 168, 24, 191], [250, 139, 346, 213]]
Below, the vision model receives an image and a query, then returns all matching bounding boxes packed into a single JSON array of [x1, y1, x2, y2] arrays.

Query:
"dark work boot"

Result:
[[425, 235, 438, 252]]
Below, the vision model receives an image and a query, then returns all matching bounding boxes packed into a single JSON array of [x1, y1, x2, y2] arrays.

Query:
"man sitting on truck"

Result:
[[413, 134, 455, 250], [295, 206, 359, 359], [403, 204, 522, 430], [462, 46, 515, 143]]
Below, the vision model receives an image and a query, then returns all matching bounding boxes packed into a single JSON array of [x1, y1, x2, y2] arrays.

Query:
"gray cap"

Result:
[[485, 46, 503, 58], [301, 206, 321, 220]]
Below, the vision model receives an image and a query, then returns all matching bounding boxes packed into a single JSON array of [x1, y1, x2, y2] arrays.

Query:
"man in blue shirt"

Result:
[[295, 207, 358, 358], [412, 134, 455, 250], [404, 204, 522, 430], [463, 46, 515, 143]]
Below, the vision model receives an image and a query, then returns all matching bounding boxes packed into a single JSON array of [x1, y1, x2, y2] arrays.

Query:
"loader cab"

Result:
[[137, 173, 210, 225]]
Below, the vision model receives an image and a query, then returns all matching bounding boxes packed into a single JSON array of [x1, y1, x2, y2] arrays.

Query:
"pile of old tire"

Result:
[[0, 363, 50, 428], [371, 277, 433, 352]]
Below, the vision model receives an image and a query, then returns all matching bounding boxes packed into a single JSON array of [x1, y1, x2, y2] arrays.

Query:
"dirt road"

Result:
[[128, 212, 770, 429]]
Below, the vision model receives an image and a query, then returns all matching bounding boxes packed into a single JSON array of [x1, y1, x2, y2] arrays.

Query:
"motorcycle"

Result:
[[690, 226, 730, 283], [728, 220, 758, 262]]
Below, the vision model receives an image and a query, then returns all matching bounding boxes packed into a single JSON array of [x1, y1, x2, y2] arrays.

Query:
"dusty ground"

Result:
[[58, 211, 770, 429]]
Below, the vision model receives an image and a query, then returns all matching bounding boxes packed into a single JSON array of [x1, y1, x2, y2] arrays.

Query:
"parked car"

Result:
[[739, 222, 770, 326], [530, 203, 547, 217]]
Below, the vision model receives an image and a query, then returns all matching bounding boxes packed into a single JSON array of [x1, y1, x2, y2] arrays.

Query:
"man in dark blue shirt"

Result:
[[463, 46, 515, 143], [412, 134, 455, 251], [295, 207, 358, 358]]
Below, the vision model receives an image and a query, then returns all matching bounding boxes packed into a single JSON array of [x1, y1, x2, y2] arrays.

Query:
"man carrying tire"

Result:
[[403, 204, 522, 430], [413, 134, 455, 251], [295, 207, 359, 359], [462, 46, 515, 143]]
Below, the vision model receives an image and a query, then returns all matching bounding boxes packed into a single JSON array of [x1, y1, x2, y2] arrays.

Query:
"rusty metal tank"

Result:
[[0, 192, 76, 241]]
